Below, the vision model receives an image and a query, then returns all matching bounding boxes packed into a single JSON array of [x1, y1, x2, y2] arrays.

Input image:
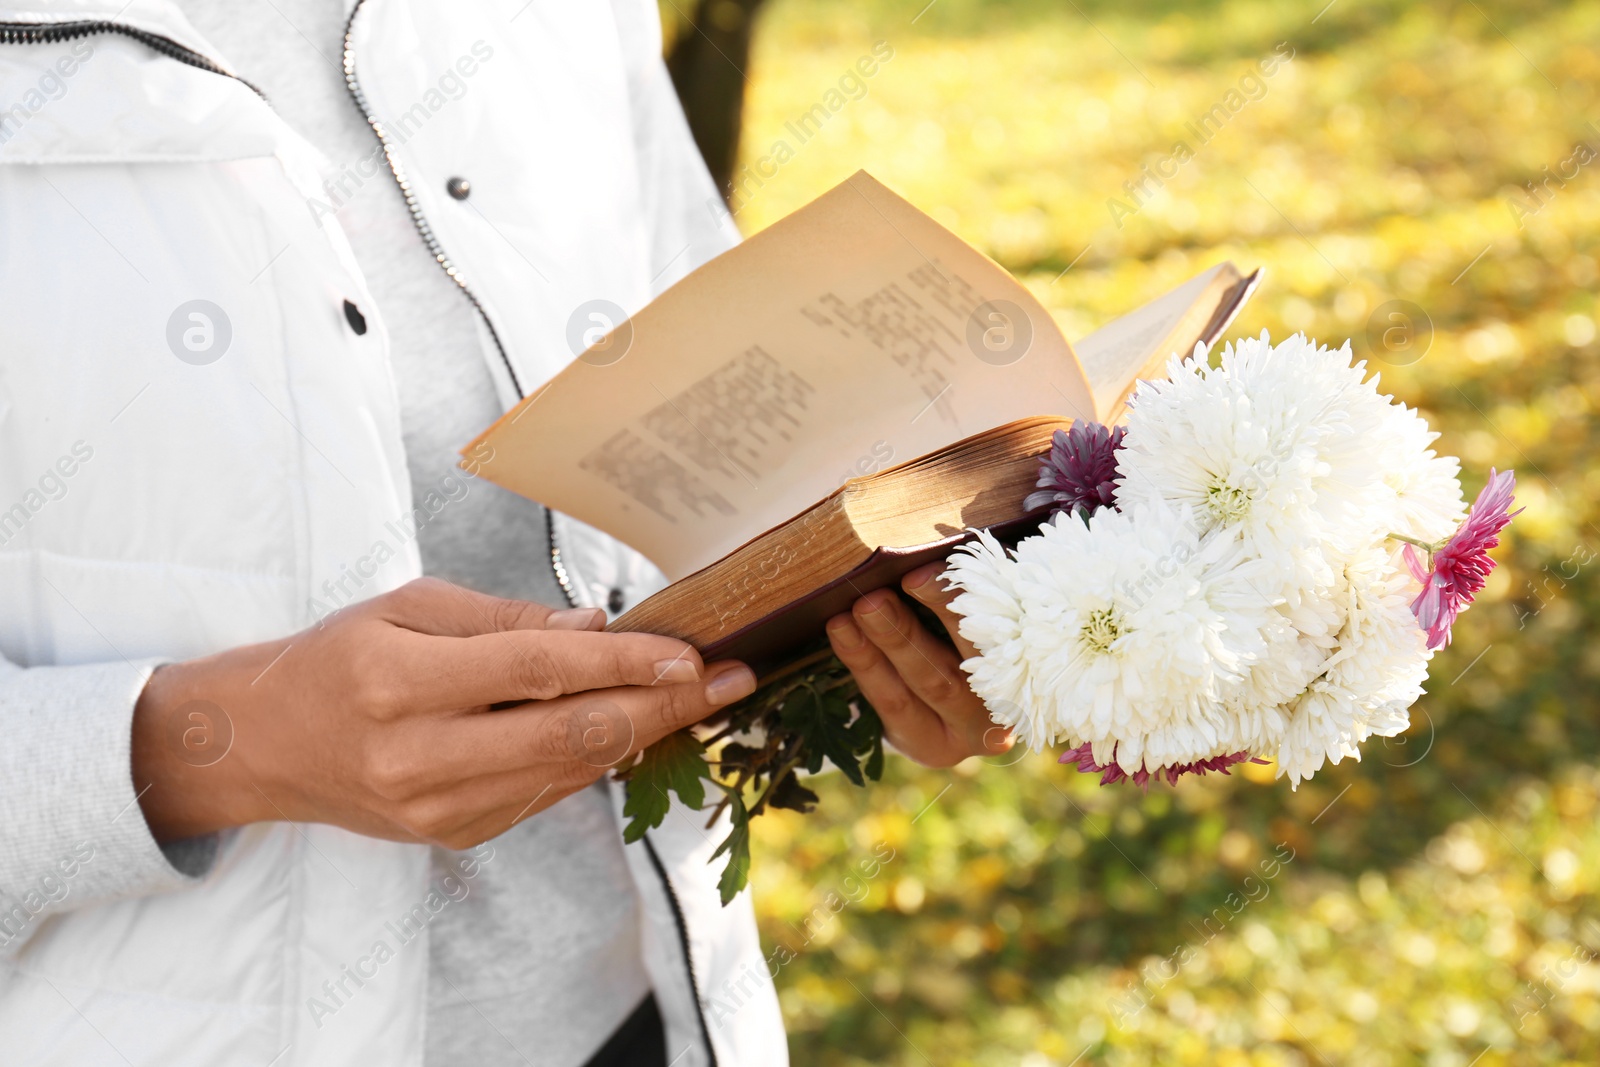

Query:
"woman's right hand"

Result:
[[131, 577, 755, 849]]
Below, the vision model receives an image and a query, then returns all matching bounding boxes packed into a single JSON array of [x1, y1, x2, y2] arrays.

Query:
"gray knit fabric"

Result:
[[0, 657, 201, 956]]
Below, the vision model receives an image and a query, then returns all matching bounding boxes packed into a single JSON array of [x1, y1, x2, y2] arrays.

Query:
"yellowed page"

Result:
[[469, 172, 1094, 580], [1077, 263, 1258, 422]]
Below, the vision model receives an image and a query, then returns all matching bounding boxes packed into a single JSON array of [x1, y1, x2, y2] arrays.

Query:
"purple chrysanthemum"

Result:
[[1024, 421, 1125, 517], [1059, 742, 1266, 789]]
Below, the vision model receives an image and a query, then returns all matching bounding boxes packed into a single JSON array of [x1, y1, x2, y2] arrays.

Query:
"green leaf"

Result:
[[780, 685, 867, 785], [767, 769, 820, 813], [716, 741, 762, 772], [710, 789, 752, 905], [629, 652, 887, 906], [621, 730, 710, 844], [852, 703, 886, 781]]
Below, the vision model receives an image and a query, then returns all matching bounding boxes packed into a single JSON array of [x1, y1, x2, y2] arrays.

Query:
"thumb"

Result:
[[902, 562, 978, 660]]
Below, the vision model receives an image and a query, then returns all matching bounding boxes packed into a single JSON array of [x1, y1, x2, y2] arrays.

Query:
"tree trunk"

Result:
[[665, 0, 770, 201]]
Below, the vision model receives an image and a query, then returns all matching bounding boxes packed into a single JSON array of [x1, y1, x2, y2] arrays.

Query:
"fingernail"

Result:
[[548, 607, 604, 631], [903, 567, 933, 592], [652, 655, 700, 684], [703, 665, 757, 706], [857, 598, 895, 634], [827, 617, 865, 651]]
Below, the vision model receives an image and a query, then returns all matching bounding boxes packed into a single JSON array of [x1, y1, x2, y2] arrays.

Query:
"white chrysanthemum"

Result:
[[1116, 331, 1416, 592], [943, 530, 1045, 747], [991, 502, 1276, 767], [1275, 546, 1433, 786], [1212, 602, 1336, 755], [1366, 400, 1466, 544]]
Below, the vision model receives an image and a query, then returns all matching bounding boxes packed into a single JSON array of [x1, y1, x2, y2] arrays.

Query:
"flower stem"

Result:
[[1387, 532, 1443, 551]]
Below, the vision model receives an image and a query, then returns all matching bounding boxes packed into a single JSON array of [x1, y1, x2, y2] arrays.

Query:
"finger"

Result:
[[577, 661, 758, 753], [897, 570, 1014, 757], [384, 763, 603, 848], [376, 577, 604, 638], [902, 562, 979, 660], [853, 590, 973, 712], [398, 629, 707, 710], [827, 613, 964, 766], [434, 773, 602, 848], [401, 661, 757, 784], [852, 591, 1008, 758]]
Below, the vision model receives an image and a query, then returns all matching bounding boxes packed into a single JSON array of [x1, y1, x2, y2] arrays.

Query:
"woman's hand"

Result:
[[132, 577, 757, 849], [825, 561, 1013, 767]]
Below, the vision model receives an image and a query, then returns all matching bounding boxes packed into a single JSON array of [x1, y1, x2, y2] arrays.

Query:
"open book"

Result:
[[468, 172, 1258, 674]]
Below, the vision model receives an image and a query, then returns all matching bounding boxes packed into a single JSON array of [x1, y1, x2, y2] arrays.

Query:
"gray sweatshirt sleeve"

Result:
[[0, 656, 218, 956]]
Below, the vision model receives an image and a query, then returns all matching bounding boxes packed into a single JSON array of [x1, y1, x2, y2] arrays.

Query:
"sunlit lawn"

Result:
[[719, 0, 1600, 1063]]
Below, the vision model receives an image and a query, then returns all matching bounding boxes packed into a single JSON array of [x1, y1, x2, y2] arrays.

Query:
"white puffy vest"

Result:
[[0, 0, 783, 1063]]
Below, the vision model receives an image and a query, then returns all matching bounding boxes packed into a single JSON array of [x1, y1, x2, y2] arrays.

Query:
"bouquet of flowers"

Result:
[[621, 331, 1519, 901], [947, 330, 1518, 785]]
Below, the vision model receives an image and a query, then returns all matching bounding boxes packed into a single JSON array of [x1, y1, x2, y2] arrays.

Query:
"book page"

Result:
[[1077, 263, 1257, 422], [469, 172, 1094, 580]]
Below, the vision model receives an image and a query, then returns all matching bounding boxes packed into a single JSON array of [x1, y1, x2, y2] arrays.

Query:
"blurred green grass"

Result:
[[718, 0, 1600, 1062]]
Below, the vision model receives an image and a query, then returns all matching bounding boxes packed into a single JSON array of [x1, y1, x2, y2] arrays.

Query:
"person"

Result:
[[0, 2, 1010, 1065]]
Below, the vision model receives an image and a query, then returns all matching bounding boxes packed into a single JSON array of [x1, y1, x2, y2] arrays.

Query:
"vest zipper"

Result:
[[339, 0, 579, 610], [643, 835, 721, 1067], [546, 508, 580, 609], [0, 19, 264, 98]]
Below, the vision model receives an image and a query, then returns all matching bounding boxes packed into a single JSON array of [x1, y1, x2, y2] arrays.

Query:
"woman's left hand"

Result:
[[826, 561, 1014, 767]]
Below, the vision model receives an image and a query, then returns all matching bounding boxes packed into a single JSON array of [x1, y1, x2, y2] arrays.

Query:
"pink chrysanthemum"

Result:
[[1058, 742, 1266, 789], [1404, 468, 1520, 650], [1024, 422, 1125, 518]]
